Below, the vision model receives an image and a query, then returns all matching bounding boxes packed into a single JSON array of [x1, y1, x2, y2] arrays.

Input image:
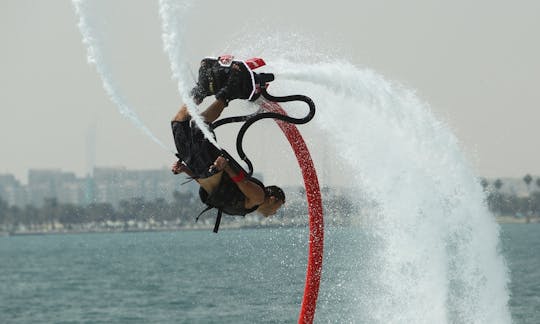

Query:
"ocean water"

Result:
[[1, 224, 538, 323], [501, 224, 540, 324], [72, 2, 512, 322]]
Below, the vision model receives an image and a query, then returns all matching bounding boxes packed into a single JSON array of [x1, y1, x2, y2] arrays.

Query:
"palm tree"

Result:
[[488, 179, 504, 216], [480, 178, 489, 191], [494, 179, 503, 191], [523, 174, 533, 220], [0, 197, 9, 227], [42, 198, 59, 230], [523, 174, 533, 192], [533, 180, 540, 217]]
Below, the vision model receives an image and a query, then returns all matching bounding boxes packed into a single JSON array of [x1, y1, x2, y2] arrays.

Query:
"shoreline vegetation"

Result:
[[2, 211, 539, 238], [2, 173, 540, 237], [2, 215, 539, 238], [496, 216, 540, 224], [2, 214, 540, 238], [0, 217, 309, 237]]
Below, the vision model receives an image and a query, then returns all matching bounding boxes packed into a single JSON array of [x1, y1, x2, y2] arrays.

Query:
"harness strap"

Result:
[[195, 205, 223, 233], [213, 209, 223, 233], [196, 205, 214, 222], [180, 177, 196, 185]]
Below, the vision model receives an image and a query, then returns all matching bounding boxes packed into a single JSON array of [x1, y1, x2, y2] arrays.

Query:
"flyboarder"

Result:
[[171, 56, 285, 232]]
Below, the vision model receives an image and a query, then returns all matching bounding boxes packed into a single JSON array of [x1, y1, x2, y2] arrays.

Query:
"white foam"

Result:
[[72, 0, 169, 151], [158, 0, 220, 148], [277, 60, 511, 323]]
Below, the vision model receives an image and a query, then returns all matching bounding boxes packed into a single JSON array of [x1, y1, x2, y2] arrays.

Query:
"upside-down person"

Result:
[[171, 56, 285, 232]]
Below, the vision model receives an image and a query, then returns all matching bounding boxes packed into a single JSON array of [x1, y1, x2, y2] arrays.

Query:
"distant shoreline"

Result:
[[1, 216, 538, 237], [496, 216, 540, 224], [0, 218, 308, 237]]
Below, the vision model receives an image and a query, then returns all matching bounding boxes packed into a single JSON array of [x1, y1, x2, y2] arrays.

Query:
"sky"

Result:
[[1, 0, 539, 186]]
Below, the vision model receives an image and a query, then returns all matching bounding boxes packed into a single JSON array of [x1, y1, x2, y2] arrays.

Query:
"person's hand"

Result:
[[172, 161, 186, 174], [190, 86, 206, 105], [193, 97, 203, 105], [211, 156, 229, 172], [215, 64, 242, 102]]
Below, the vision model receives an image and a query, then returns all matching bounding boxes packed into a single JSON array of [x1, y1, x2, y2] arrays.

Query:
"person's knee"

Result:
[[172, 104, 190, 122]]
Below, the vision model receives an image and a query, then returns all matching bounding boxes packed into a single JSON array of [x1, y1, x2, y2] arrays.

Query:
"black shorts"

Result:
[[171, 120, 222, 179]]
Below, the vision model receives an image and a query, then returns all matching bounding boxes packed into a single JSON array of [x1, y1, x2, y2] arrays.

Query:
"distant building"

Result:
[[92, 167, 187, 206], [1, 167, 277, 208], [0, 174, 26, 206], [27, 169, 85, 207], [0, 168, 187, 207]]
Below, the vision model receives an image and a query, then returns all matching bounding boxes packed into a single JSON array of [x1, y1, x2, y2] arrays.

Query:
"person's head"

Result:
[[257, 185, 286, 217]]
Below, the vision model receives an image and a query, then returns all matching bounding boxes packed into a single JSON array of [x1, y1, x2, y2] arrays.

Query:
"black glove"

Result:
[[215, 64, 242, 103], [190, 85, 207, 105]]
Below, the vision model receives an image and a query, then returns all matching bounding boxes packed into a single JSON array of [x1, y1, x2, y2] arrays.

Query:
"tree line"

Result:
[[0, 190, 201, 231], [0, 187, 357, 232], [1, 174, 539, 232], [482, 174, 540, 218]]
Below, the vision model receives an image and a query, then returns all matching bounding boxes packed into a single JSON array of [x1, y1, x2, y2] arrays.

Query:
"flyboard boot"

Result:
[[190, 55, 274, 105]]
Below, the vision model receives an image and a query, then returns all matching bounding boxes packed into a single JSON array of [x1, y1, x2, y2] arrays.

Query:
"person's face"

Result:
[[259, 196, 284, 217]]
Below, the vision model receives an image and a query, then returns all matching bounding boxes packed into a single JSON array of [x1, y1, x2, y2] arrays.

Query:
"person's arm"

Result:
[[212, 156, 265, 207]]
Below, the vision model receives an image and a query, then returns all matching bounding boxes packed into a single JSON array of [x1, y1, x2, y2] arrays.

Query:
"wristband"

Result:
[[231, 170, 246, 183]]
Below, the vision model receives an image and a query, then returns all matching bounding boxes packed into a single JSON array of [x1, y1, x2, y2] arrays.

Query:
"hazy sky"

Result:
[[1, 0, 539, 185]]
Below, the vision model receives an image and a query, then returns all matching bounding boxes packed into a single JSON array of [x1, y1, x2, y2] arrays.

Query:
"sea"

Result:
[[0, 224, 538, 324]]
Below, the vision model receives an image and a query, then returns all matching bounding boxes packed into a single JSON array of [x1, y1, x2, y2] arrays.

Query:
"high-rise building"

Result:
[[0, 166, 210, 208], [92, 167, 183, 206], [27, 169, 84, 206], [0, 174, 26, 206]]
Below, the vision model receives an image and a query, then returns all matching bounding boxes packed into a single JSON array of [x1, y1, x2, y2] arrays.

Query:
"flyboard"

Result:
[[210, 56, 324, 324]]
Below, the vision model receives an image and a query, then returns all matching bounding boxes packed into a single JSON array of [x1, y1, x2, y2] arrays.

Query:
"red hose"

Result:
[[260, 101, 324, 324]]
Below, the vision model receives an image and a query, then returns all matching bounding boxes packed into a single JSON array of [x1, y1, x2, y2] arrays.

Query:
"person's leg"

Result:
[[172, 104, 190, 122], [200, 99, 227, 123], [173, 98, 227, 123]]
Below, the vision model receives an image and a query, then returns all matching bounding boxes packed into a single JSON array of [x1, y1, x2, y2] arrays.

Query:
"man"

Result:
[[171, 56, 285, 227]]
